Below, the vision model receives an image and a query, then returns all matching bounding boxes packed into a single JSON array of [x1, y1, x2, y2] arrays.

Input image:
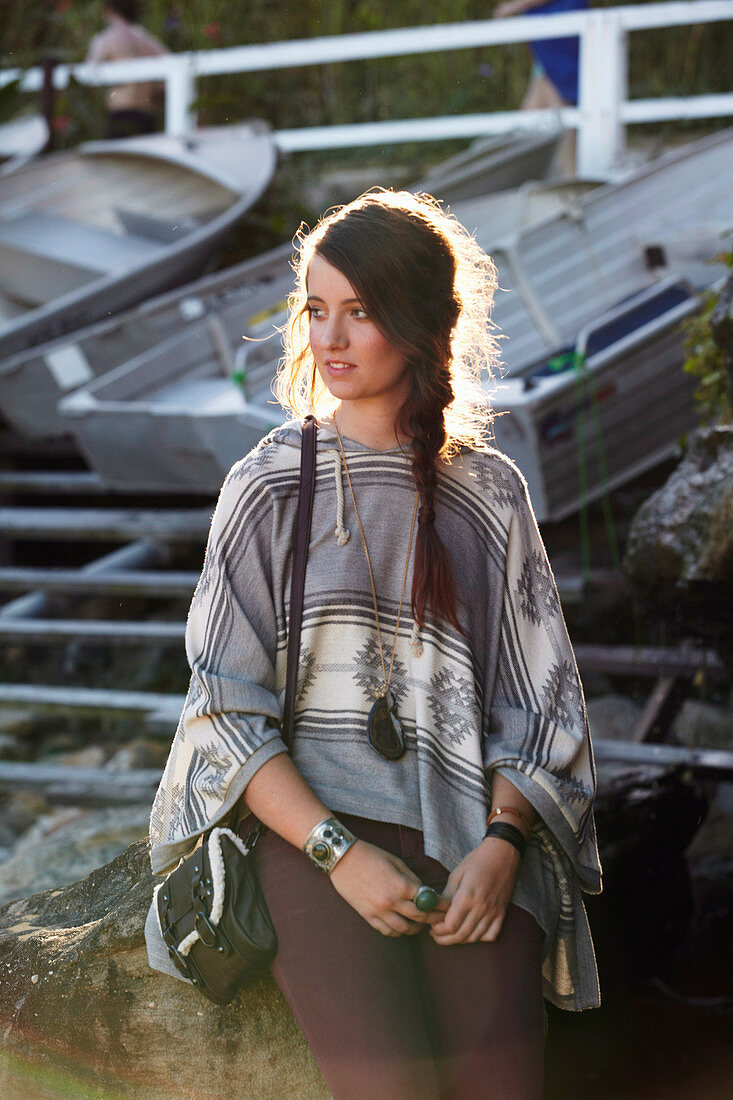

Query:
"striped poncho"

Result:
[[146, 420, 602, 1010]]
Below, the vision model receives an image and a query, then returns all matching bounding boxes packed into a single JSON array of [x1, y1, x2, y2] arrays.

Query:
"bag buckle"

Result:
[[194, 911, 219, 948]]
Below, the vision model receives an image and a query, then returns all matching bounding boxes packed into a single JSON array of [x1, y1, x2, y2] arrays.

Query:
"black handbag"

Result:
[[156, 417, 318, 1005]]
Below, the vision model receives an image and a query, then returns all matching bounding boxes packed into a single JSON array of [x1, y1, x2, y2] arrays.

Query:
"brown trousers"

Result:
[[254, 813, 545, 1100]]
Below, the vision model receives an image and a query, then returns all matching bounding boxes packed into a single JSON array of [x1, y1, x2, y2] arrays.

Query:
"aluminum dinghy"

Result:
[[59, 246, 293, 492], [483, 128, 733, 519], [58, 128, 733, 512], [0, 121, 277, 364], [0, 242, 293, 440], [413, 128, 563, 202]]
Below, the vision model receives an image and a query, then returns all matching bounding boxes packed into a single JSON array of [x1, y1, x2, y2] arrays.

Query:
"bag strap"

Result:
[[281, 415, 317, 749]]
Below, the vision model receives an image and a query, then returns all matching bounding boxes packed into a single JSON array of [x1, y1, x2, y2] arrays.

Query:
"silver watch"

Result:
[[303, 817, 356, 874]]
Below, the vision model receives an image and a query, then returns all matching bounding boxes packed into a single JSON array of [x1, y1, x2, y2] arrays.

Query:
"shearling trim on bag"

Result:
[[166, 826, 252, 958]]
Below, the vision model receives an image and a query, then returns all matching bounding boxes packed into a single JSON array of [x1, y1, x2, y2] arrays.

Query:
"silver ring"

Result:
[[413, 885, 439, 913]]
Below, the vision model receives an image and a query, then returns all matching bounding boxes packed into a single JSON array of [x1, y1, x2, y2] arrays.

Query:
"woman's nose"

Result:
[[323, 315, 347, 349]]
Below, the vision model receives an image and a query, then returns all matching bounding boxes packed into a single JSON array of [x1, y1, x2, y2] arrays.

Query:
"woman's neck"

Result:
[[331, 404, 411, 452]]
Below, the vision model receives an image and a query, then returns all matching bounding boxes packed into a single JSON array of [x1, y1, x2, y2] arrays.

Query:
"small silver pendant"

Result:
[[367, 690, 405, 761]]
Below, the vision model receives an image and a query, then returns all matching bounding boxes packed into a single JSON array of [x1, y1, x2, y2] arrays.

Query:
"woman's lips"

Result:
[[325, 360, 356, 376]]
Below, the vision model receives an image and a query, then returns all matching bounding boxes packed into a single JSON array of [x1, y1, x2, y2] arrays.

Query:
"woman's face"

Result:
[[307, 253, 410, 418]]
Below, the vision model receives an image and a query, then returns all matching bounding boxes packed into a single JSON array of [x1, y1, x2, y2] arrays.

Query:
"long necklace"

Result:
[[334, 421, 418, 762]]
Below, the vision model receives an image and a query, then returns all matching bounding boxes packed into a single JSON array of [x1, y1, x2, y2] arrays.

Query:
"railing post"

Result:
[[164, 54, 197, 134], [577, 10, 627, 178]]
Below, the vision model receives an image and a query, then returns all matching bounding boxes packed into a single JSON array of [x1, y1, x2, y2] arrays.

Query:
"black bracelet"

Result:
[[485, 821, 527, 858]]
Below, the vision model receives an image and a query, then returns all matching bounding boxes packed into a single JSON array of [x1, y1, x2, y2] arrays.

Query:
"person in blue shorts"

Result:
[[494, 0, 589, 172]]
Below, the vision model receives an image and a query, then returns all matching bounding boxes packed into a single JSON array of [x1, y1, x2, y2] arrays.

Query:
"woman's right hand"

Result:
[[329, 840, 448, 937]]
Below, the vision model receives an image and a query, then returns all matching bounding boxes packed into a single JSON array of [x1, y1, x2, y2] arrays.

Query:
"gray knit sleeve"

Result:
[[148, 460, 288, 874]]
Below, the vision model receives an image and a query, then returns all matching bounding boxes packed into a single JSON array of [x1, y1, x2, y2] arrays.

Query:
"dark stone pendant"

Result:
[[367, 691, 405, 761]]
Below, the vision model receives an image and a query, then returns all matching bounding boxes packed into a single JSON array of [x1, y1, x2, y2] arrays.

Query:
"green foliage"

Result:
[[52, 74, 108, 150], [682, 253, 733, 425], [0, 76, 24, 124]]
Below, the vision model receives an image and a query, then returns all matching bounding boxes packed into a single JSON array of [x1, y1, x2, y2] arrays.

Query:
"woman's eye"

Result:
[[352, 307, 368, 319], [307, 305, 325, 318]]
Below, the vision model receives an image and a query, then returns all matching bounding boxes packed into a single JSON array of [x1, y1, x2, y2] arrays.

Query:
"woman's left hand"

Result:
[[429, 837, 521, 945]]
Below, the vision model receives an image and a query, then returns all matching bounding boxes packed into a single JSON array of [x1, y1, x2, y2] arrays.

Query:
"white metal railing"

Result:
[[1, 1, 732, 177]]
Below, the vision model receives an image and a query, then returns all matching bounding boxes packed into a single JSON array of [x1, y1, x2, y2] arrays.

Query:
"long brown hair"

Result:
[[276, 189, 499, 630]]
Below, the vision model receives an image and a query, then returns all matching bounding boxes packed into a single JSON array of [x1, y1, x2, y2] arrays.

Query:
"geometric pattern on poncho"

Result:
[[471, 454, 522, 509], [195, 739, 232, 797], [517, 548, 561, 625], [542, 659, 585, 732], [296, 646, 318, 704], [146, 425, 602, 1013], [352, 636, 409, 707], [428, 667, 478, 746]]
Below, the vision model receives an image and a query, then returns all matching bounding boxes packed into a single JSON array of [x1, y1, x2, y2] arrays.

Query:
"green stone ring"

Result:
[[413, 885, 439, 913]]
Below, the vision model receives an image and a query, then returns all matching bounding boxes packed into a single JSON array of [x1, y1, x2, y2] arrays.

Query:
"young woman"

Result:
[[147, 190, 601, 1098]]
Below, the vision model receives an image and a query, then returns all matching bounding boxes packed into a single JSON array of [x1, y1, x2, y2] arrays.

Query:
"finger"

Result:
[[438, 889, 478, 936], [430, 921, 476, 946], [466, 916, 494, 944], [431, 901, 494, 944], [420, 896, 450, 924], [431, 921, 489, 946], [384, 912, 422, 937], [371, 916, 398, 937], [479, 913, 505, 942], [393, 900, 433, 925], [430, 927, 466, 946]]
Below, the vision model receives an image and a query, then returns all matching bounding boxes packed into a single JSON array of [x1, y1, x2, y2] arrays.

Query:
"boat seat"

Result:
[[0, 210, 161, 305], [523, 280, 695, 390], [115, 207, 202, 242]]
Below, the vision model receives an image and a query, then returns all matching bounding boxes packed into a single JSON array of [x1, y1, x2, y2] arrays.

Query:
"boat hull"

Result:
[[491, 278, 703, 521], [0, 123, 277, 374]]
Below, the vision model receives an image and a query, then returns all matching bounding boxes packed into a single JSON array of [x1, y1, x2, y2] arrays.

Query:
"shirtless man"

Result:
[[86, 0, 168, 138]]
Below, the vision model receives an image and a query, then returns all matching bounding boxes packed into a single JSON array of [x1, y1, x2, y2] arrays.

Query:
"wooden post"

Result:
[[633, 675, 691, 743]]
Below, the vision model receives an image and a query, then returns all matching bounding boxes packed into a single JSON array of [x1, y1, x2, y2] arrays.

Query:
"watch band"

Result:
[[485, 820, 527, 858]]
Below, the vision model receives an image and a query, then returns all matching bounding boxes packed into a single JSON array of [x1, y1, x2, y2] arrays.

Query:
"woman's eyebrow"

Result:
[[306, 294, 363, 305]]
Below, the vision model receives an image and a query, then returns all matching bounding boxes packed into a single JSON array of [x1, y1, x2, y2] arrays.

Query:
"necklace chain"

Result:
[[334, 420, 418, 698]]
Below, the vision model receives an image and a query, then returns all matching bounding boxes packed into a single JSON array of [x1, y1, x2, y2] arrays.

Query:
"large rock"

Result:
[[0, 804, 152, 907], [587, 694, 643, 742], [0, 840, 328, 1100], [672, 699, 733, 752], [623, 425, 733, 656]]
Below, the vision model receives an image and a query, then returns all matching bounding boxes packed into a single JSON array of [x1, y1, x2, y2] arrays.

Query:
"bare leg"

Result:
[[521, 74, 576, 175]]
